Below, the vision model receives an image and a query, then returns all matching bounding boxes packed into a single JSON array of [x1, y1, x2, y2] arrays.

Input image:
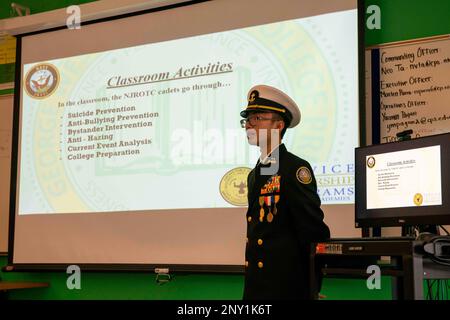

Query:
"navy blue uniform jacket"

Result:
[[243, 144, 330, 300]]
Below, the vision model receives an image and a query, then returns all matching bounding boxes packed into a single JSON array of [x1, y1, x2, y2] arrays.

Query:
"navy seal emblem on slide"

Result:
[[24, 63, 60, 99]]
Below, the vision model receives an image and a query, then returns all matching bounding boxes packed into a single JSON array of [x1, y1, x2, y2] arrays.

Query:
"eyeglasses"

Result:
[[240, 115, 279, 128]]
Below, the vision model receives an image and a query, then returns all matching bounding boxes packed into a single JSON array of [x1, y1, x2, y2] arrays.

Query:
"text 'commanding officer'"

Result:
[[240, 84, 330, 300]]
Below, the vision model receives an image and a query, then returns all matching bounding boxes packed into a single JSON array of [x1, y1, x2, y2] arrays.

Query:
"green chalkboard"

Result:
[[0, 63, 14, 84]]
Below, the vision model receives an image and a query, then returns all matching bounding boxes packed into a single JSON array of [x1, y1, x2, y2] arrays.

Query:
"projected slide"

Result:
[[366, 145, 442, 210], [19, 10, 358, 214]]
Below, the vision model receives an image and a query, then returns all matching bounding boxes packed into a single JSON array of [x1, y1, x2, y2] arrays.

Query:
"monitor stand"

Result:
[[402, 225, 439, 237]]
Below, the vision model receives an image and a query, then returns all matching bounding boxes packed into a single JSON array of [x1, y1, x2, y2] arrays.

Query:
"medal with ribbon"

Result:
[[259, 196, 265, 222], [264, 196, 272, 223], [258, 175, 281, 223], [273, 195, 280, 215]]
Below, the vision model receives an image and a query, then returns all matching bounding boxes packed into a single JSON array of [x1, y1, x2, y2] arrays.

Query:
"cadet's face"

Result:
[[245, 112, 283, 146]]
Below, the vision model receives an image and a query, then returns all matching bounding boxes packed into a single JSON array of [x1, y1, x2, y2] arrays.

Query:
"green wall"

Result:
[[365, 0, 450, 46], [0, 0, 449, 300], [0, 0, 96, 19], [0, 0, 97, 85], [1, 256, 393, 300], [0, 256, 245, 300]]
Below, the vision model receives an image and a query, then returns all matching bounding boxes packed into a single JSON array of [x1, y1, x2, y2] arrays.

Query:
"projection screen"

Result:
[[10, 0, 360, 270]]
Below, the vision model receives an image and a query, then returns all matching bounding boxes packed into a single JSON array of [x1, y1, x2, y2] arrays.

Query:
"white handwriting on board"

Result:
[[367, 36, 450, 142]]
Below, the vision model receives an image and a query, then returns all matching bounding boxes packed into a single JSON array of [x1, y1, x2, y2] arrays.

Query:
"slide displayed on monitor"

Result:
[[19, 10, 358, 215], [366, 145, 442, 210]]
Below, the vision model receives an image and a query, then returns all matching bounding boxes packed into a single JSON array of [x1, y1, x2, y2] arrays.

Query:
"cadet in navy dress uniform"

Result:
[[240, 85, 330, 300]]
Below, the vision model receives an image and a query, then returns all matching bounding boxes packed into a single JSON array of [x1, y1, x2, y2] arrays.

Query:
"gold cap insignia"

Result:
[[248, 90, 259, 103]]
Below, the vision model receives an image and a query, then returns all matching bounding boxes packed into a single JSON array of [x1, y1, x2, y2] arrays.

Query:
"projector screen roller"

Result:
[[11, 0, 359, 268]]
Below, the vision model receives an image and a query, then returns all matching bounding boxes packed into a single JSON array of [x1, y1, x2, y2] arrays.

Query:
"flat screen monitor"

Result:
[[355, 132, 450, 228]]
